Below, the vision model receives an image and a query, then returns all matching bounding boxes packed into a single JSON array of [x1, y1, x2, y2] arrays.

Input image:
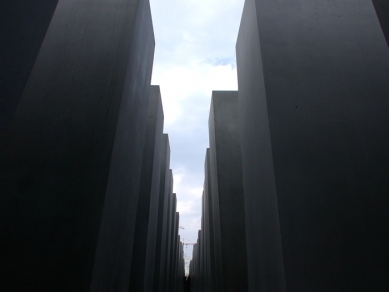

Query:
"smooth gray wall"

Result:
[[208, 91, 248, 291], [143, 88, 166, 291], [153, 135, 172, 289], [236, 0, 389, 290], [204, 149, 216, 291], [1, 0, 154, 289], [129, 85, 164, 291], [236, 0, 286, 290]]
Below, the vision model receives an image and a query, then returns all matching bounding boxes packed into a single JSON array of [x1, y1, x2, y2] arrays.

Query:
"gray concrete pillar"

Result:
[[236, 0, 389, 290], [172, 213, 179, 290], [208, 91, 249, 291], [161, 189, 175, 290], [198, 229, 203, 291], [166, 198, 178, 290], [204, 148, 216, 291], [201, 195, 207, 292], [2, 0, 155, 290], [129, 85, 164, 290], [153, 135, 172, 289]]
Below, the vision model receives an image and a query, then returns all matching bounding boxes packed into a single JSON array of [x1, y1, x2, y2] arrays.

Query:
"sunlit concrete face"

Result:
[[2, 0, 155, 290], [237, 0, 389, 290]]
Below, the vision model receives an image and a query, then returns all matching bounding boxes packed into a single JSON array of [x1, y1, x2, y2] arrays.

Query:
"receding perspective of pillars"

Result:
[[190, 91, 248, 291], [150, 140, 185, 292], [2, 0, 155, 289], [153, 134, 171, 289], [236, 0, 389, 290], [2, 1, 186, 290], [148, 134, 185, 292], [129, 85, 164, 291], [165, 193, 177, 290], [204, 149, 216, 291], [159, 176, 174, 290]]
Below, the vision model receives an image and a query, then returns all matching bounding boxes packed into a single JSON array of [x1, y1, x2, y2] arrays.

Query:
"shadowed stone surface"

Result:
[[208, 91, 248, 291], [373, 0, 389, 46], [204, 148, 216, 291], [236, 0, 389, 290], [1, 0, 155, 289], [1, 0, 59, 134], [129, 85, 164, 291], [153, 135, 172, 290], [163, 189, 175, 290]]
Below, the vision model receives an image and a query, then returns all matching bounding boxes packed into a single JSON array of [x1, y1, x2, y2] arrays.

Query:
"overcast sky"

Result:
[[149, 0, 245, 262]]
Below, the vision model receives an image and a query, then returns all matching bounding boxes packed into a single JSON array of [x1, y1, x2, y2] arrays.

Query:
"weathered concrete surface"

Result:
[[1, 0, 155, 289], [236, 0, 389, 290], [208, 91, 248, 291], [129, 85, 164, 291], [0, 0, 59, 134], [373, 0, 389, 46]]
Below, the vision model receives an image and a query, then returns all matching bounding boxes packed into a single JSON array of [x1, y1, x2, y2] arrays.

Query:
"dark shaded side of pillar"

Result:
[[165, 193, 177, 290], [202, 188, 209, 290], [171, 211, 179, 289], [153, 135, 171, 289], [1, 0, 155, 290], [373, 0, 389, 46], [204, 149, 216, 291], [236, 0, 389, 290], [0, 0, 59, 134], [208, 91, 249, 291], [157, 168, 173, 290], [191, 244, 197, 292], [196, 229, 201, 291], [129, 85, 164, 291], [208, 145, 223, 288], [235, 0, 285, 290]]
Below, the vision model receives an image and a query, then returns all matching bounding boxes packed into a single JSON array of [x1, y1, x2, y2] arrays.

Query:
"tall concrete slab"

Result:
[[1, 0, 59, 134], [171, 211, 179, 289], [129, 85, 164, 291], [1, 0, 155, 289], [208, 91, 248, 291], [209, 144, 223, 288], [160, 185, 172, 290], [198, 230, 203, 292], [204, 149, 216, 291], [236, 0, 389, 290], [153, 135, 171, 289], [235, 1, 285, 290], [165, 193, 177, 290], [201, 194, 208, 292]]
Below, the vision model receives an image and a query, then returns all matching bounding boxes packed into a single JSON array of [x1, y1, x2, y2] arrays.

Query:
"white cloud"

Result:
[[150, 0, 245, 259]]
